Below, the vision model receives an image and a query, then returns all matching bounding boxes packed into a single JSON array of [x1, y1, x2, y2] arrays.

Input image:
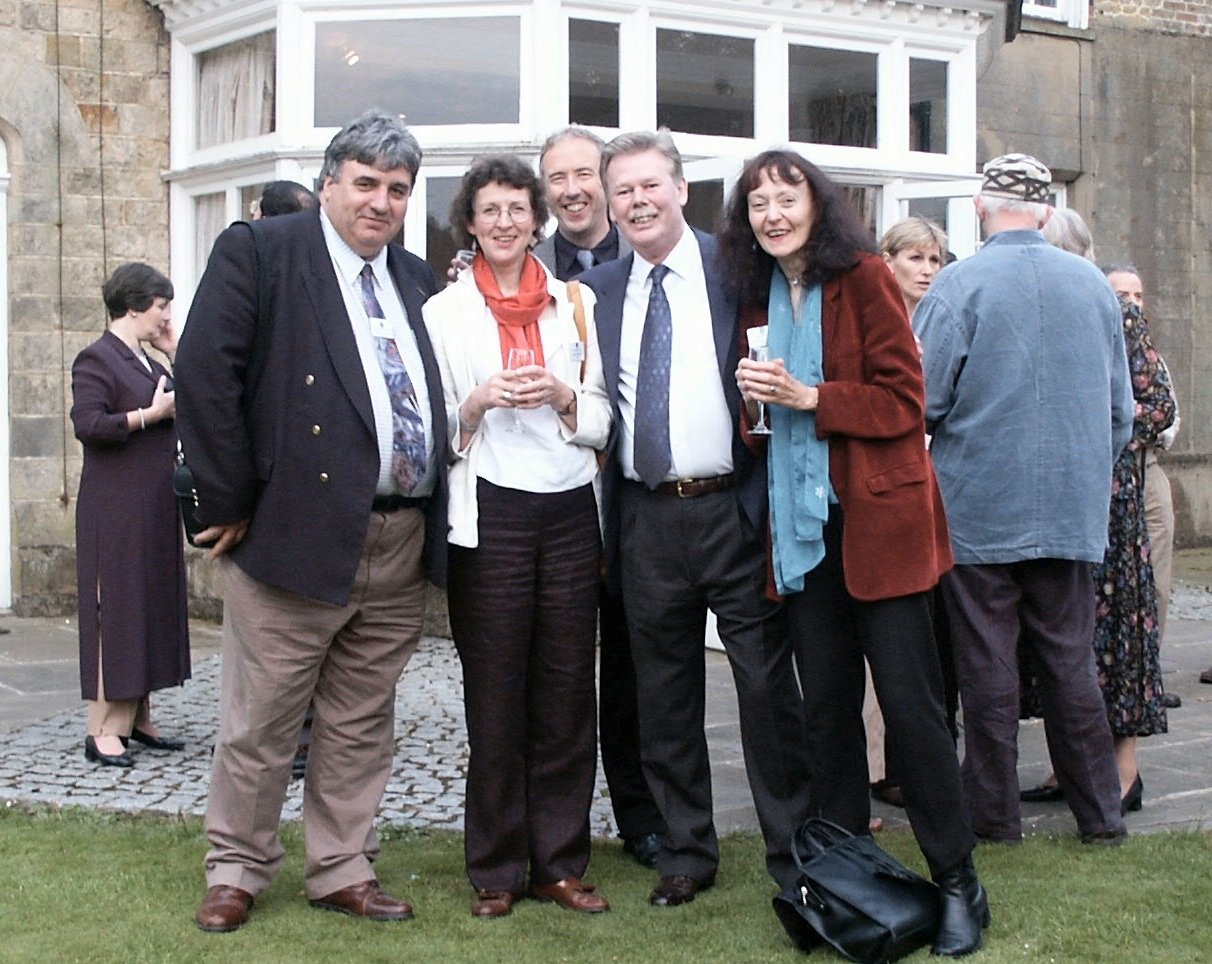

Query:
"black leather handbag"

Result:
[[772, 818, 939, 964]]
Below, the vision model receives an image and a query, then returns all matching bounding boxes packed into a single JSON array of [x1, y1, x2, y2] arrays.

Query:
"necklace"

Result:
[[788, 276, 801, 287]]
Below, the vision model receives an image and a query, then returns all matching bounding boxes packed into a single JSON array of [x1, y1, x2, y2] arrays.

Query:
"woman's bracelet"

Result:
[[458, 413, 481, 435], [556, 392, 577, 418], [137, 408, 146, 430]]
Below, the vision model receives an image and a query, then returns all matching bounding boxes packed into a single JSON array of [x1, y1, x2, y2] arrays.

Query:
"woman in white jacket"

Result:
[[423, 154, 610, 919]]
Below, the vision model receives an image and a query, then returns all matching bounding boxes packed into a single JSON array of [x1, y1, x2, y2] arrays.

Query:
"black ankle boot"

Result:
[[931, 854, 990, 957]]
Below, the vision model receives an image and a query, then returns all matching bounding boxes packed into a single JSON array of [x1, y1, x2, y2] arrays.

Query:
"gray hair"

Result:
[[600, 129, 683, 184], [1042, 207, 1096, 261], [539, 126, 606, 171], [1102, 262, 1141, 279], [980, 194, 1050, 224], [318, 110, 422, 184]]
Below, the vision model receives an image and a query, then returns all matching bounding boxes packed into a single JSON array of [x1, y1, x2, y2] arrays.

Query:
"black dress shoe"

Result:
[[1019, 783, 1065, 803], [1161, 692, 1182, 709], [870, 779, 905, 808], [931, 855, 990, 957], [649, 874, 713, 907], [622, 832, 662, 868], [84, 736, 134, 768], [1121, 774, 1143, 816], [1201, 667, 1212, 685], [128, 728, 185, 751]]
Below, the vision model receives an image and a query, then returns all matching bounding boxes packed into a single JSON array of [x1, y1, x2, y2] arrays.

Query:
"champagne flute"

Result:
[[505, 347, 535, 432], [748, 344, 773, 435]]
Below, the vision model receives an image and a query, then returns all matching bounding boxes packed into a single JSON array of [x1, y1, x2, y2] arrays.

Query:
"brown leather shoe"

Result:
[[529, 877, 609, 913], [471, 889, 516, 918], [195, 885, 254, 933], [648, 874, 714, 907], [309, 880, 414, 921]]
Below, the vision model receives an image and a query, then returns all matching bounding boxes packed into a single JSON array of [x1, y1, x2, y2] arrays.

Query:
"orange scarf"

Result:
[[473, 253, 551, 368]]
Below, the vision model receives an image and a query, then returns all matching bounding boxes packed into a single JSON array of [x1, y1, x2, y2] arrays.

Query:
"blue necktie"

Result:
[[360, 264, 427, 492], [574, 248, 596, 275], [633, 264, 672, 489]]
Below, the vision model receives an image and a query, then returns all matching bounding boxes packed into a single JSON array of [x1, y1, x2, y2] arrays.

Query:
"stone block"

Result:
[[19, 2, 55, 32], [9, 295, 57, 328], [12, 496, 76, 548], [9, 333, 62, 373], [45, 33, 80, 68], [10, 373, 66, 419], [11, 415, 67, 458], [77, 103, 119, 135], [10, 457, 70, 504]]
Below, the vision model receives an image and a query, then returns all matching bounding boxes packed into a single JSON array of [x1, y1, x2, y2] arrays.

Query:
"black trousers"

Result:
[[788, 508, 973, 878], [448, 480, 600, 893], [598, 585, 664, 840], [942, 559, 1124, 841], [620, 483, 811, 887]]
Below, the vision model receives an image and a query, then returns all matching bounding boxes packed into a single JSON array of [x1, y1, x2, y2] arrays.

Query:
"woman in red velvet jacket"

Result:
[[719, 149, 986, 959]]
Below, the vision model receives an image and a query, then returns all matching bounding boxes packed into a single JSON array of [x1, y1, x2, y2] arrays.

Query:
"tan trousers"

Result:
[[1144, 450, 1174, 639], [203, 508, 427, 899]]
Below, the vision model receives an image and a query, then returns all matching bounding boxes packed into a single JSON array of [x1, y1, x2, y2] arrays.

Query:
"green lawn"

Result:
[[2, 806, 1210, 963]]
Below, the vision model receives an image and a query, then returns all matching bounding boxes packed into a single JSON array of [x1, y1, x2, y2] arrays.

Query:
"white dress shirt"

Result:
[[617, 228, 733, 482], [320, 209, 436, 497]]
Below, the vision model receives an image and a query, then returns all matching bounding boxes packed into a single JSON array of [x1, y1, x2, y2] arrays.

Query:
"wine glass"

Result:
[[748, 344, 773, 435], [505, 347, 535, 432]]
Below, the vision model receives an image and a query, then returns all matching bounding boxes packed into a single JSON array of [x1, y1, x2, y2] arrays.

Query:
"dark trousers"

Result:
[[942, 559, 1125, 840], [448, 480, 600, 893], [789, 508, 973, 878], [598, 586, 664, 840], [620, 483, 811, 887]]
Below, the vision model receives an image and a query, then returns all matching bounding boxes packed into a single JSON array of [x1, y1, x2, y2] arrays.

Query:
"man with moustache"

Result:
[[530, 127, 663, 870], [579, 130, 809, 906], [177, 110, 447, 932]]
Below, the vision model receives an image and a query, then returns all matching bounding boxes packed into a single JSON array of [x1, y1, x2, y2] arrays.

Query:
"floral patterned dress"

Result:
[[1090, 301, 1175, 737]]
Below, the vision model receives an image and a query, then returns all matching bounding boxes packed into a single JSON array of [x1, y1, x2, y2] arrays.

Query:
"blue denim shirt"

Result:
[[914, 230, 1133, 565]]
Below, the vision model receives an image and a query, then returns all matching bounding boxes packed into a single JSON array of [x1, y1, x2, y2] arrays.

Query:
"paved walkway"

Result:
[[2, 559, 1212, 839]]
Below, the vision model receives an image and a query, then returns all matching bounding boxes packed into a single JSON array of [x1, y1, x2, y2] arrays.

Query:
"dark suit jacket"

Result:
[[175, 208, 448, 604], [741, 252, 952, 602], [532, 229, 632, 282], [579, 227, 765, 587]]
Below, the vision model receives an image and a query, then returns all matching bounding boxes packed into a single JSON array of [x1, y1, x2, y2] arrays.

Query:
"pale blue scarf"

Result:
[[766, 268, 833, 595]]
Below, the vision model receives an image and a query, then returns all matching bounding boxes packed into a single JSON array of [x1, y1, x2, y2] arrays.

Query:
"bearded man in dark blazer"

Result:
[[176, 110, 448, 933], [578, 130, 810, 907]]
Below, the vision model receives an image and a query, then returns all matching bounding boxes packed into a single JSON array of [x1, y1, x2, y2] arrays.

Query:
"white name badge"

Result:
[[370, 316, 393, 339], [569, 341, 586, 364]]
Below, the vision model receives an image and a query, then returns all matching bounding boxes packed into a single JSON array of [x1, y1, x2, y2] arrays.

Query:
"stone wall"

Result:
[[1097, 0, 1212, 37], [979, 12, 1212, 545], [0, 0, 170, 614]]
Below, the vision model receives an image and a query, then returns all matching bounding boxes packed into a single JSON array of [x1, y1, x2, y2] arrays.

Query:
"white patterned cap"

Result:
[[980, 153, 1052, 203]]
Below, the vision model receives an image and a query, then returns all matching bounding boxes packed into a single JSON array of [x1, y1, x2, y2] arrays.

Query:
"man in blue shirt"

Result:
[[915, 154, 1133, 845]]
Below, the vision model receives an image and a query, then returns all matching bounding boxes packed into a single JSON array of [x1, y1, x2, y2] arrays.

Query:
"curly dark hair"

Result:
[[718, 149, 876, 307], [449, 154, 548, 251]]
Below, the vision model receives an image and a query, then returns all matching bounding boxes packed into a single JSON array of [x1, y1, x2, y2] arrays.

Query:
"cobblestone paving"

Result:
[[0, 636, 619, 838]]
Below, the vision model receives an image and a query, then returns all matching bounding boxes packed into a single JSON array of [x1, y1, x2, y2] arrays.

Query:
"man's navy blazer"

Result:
[[578, 227, 767, 587], [175, 207, 449, 604]]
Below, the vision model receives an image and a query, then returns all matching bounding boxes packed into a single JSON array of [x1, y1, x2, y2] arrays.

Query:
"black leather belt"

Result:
[[372, 494, 428, 512], [642, 474, 736, 499]]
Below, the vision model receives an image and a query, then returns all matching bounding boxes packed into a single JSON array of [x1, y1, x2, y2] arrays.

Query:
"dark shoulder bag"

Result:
[[175, 220, 273, 547], [772, 817, 939, 964]]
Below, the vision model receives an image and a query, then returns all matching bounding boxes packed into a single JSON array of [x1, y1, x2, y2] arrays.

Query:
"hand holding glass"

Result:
[[505, 348, 535, 432], [748, 345, 773, 435]]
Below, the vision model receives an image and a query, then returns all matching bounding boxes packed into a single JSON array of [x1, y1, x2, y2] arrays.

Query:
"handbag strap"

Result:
[[238, 219, 273, 410], [790, 817, 859, 873], [566, 279, 588, 384]]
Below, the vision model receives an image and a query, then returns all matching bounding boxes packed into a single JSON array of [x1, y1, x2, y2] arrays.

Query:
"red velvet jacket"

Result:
[[742, 252, 952, 602]]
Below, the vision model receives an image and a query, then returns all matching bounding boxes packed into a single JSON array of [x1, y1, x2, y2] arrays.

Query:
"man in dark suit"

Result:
[[176, 111, 447, 933], [531, 127, 663, 870], [579, 131, 810, 906]]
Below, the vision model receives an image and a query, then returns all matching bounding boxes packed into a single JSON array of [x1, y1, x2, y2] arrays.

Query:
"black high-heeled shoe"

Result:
[[129, 728, 185, 751], [84, 736, 134, 768], [1020, 783, 1065, 803], [1121, 774, 1143, 816]]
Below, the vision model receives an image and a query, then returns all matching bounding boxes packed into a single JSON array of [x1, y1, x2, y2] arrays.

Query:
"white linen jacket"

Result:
[[422, 258, 610, 548]]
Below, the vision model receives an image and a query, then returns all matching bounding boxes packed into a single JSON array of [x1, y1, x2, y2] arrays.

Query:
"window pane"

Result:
[[685, 179, 724, 234], [569, 19, 619, 128], [315, 20, 520, 127], [656, 30, 754, 138], [197, 32, 275, 148], [789, 46, 877, 148], [425, 176, 464, 284], [910, 59, 948, 154], [194, 193, 227, 280]]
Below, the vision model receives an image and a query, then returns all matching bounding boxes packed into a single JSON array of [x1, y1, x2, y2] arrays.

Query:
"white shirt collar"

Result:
[[319, 207, 390, 288]]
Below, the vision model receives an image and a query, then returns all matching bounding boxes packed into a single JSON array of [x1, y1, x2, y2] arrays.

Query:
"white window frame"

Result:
[[1022, 0, 1088, 30]]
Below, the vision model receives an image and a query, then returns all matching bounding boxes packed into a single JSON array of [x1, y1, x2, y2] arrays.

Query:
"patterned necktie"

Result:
[[574, 248, 596, 274], [633, 264, 672, 489], [360, 264, 427, 492]]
